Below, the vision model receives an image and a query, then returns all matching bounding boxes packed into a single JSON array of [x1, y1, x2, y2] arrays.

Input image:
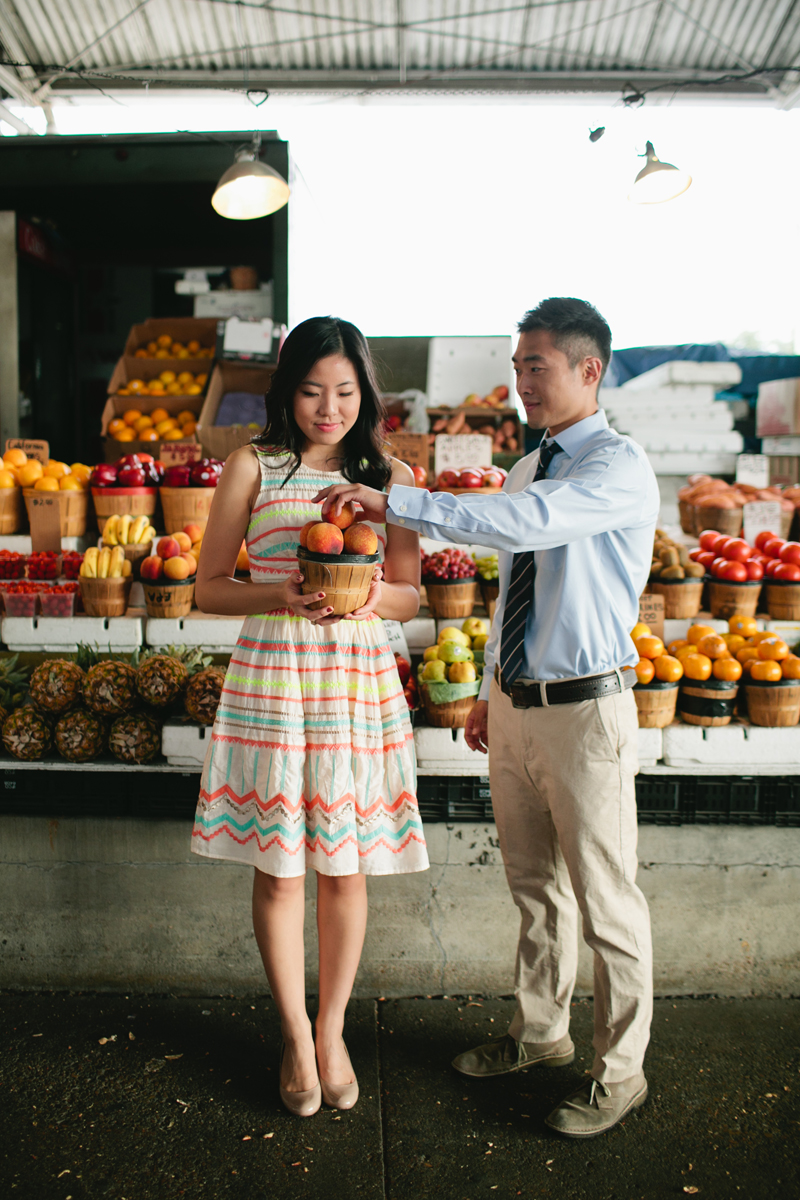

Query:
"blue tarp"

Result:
[[604, 344, 800, 398]]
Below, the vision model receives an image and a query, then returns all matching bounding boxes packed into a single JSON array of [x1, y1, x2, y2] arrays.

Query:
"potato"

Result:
[[659, 547, 680, 567], [684, 562, 705, 578], [650, 561, 663, 577], [661, 565, 685, 580], [678, 546, 692, 567]]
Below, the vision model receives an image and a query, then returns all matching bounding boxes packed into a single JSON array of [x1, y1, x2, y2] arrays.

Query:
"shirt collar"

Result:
[[543, 408, 608, 459]]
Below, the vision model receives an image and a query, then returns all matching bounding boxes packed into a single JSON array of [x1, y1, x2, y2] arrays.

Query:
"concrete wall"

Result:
[[1, 816, 798, 996]]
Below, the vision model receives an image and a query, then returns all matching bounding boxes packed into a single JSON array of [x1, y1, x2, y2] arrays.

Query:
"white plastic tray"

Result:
[[1, 614, 144, 652], [662, 720, 800, 767], [162, 722, 211, 767], [145, 613, 244, 652]]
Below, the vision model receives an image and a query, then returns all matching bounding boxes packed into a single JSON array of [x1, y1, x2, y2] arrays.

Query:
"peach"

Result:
[[298, 520, 318, 549], [172, 531, 192, 552], [164, 555, 191, 580], [236, 542, 250, 572], [140, 555, 163, 581], [183, 522, 205, 543], [180, 552, 198, 574], [343, 523, 378, 555], [306, 522, 344, 556], [157, 535, 181, 559], [326, 501, 357, 530]]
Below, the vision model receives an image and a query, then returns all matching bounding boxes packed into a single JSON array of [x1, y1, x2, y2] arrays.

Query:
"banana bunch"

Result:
[[80, 546, 133, 579], [102, 514, 156, 546]]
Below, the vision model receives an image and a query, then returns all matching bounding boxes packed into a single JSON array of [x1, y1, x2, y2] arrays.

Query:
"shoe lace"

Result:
[[588, 1079, 612, 1108]]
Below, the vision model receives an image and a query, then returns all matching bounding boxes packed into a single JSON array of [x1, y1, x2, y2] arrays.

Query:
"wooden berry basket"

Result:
[[423, 577, 477, 619], [420, 686, 477, 728], [745, 679, 800, 727], [297, 546, 378, 615], [478, 578, 500, 620], [142, 578, 195, 618], [79, 576, 133, 618], [693, 505, 743, 537], [160, 487, 216, 532], [633, 680, 679, 728], [24, 488, 89, 537], [706, 577, 762, 620], [0, 487, 23, 535], [648, 578, 703, 619], [91, 487, 157, 529], [677, 678, 739, 727], [765, 579, 800, 621]]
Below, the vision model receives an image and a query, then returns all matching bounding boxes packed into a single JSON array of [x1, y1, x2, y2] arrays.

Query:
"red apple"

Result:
[[458, 467, 485, 489], [394, 653, 411, 686], [481, 467, 505, 488], [411, 465, 428, 488], [163, 465, 192, 488], [437, 469, 460, 488]]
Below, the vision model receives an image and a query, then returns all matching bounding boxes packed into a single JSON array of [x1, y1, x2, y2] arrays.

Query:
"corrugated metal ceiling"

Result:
[[2, 0, 800, 112]]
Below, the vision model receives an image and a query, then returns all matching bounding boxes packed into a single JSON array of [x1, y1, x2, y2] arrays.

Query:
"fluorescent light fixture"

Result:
[[628, 141, 692, 204], [212, 138, 290, 220]]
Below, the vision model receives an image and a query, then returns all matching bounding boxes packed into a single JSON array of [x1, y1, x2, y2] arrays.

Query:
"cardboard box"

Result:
[[756, 378, 800, 437], [197, 360, 276, 460], [100, 392, 201, 464], [383, 432, 429, 471], [768, 456, 800, 486], [123, 317, 218, 359], [107, 356, 211, 397]]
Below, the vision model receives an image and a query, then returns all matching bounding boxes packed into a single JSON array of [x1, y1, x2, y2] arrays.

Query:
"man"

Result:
[[315, 297, 660, 1138]]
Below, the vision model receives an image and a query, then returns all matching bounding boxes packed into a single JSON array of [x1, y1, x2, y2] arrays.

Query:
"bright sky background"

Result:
[[4, 91, 799, 353]]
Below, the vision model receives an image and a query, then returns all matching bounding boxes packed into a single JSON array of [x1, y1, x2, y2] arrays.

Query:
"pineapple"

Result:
[[55, 709, 107, 763], [29, 659, 85, 716], [3, 706, 51, 760], [83, 660, 138, 717], [0, 653, 31, 725], [185, 667, 226, 725], [136, 645, 212, 709], [109, 712, 162, 764]]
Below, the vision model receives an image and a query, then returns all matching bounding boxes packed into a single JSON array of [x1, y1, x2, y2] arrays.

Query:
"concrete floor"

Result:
[[2, 993, 798, 1200]]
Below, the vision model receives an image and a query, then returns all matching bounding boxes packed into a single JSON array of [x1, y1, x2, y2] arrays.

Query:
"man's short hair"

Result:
[[517, 298, 612, 381]]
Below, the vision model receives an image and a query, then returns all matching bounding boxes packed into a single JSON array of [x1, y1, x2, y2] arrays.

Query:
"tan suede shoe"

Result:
[[452, 1033, 575, 1078], [545, 1072, 648, 1138]]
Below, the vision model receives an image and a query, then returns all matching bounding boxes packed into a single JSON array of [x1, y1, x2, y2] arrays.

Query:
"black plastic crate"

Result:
[[761, 778, 800, 827], [634, 777, 682, 825], [691, 778, 732, 824], [416, 776, 493, 822], [729, 778, 767, 825], [0, 765, 200, 819]]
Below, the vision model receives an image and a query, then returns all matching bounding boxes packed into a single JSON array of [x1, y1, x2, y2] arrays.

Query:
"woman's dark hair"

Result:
[[253, 316, 391, 490]]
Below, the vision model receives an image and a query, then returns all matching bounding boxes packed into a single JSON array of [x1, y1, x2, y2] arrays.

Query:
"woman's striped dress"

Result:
[[191, 450, 429, 878]]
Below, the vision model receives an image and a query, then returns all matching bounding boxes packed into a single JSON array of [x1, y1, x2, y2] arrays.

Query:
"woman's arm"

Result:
[[343, 459, 421, 624], [195, 446, 341, 624]]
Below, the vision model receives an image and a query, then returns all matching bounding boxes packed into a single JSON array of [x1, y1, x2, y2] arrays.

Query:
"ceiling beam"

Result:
[[0, 98, 38, 134]]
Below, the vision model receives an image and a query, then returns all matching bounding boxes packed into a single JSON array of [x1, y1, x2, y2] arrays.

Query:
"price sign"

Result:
[[736, 454, 770, 489], [383, 619, 410, 662], [28, 492, 62, 552], [6, 438, 49, 464], [434, 434, 493, 479], [639, 593, 664, 641], [383, 432, 429, 470], [743, 501, 782, 548], [160, 441, 203, 467]]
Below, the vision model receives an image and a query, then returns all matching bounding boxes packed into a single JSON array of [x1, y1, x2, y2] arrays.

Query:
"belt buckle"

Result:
[[510, 681, 534, 709]]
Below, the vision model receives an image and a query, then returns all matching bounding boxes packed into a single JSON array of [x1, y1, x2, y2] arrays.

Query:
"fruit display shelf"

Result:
[[661, 720, 800, 771], [0, 534, 93, 555], [1, 611, 145, 653], [145, 611, 248, 654]]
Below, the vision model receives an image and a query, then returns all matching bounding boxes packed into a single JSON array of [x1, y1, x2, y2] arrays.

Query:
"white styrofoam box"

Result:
[[162, 722, 210, 767], [645, 451, 739, 476], [761, 436, 800, 456], [622, 361, 742, 391], [764, 621, 800, 643], [426, 336, 513, 407], [0, 534, 93, 554], [145, 614, 243, 652], [414, 725, 484, 765], [1, 614, 144, 652], [623, 432, 742, 455], [662, 721, 800, 767], [403, 617, 437, 651], [637, 726, 662, 766], [604, 406, 734, 433]]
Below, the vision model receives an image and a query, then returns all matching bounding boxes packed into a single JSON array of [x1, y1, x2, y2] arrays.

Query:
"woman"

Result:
[[192, 316, 428, 1118]]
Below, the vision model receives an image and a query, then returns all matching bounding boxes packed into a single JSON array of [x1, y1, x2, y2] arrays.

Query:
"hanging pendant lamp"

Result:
[[628, 141, 692, 204], [212, 135, 290, 220]]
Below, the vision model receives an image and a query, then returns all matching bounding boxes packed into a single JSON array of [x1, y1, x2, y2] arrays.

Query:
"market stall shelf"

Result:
[[662, 720, 800, 767], [1, 613, 144, 653], [145, 612, 244, 652]]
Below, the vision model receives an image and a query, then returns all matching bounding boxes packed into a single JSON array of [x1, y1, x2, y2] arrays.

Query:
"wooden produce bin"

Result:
[[101, 374, 204, 463], [427, 406, 522, 463], [197, 360, 276, 459], [124, 317, 217, 362]]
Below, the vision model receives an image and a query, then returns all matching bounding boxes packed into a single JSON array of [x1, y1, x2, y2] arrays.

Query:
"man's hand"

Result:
[[312, 482, 389, 525], [465, 700, 489, 754]]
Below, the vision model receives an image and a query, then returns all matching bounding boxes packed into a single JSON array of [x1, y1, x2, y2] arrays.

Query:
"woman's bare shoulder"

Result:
[[387, 457, 415, 488]]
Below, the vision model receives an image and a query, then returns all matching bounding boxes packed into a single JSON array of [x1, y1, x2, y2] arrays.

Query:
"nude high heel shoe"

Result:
[[319, 1042, 359, 1111], [279, 1042, 321, 1118]]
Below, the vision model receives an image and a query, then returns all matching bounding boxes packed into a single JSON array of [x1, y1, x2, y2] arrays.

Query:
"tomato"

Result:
[[699, 530, 727, 552], [765, 559, 783, 577], [779, 542, 800, 565], [693, 550, 714, 569], [755, 530, 778, 551], [724, 538, 753, 563], [713, 656, 742, 682], [688, 548, 707, 562], [715, 537, 735, 557], [763, 537, 786, 559], [746, 560, 765, 581], [710, 556, 728, 577], [719, 560, 748, 582], [774, 562, 800, 582]]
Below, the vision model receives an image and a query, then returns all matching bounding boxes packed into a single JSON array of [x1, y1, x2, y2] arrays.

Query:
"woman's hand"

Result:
[[283, 572, 342, 625], [312, 482, 389, 525], [343, 566, 383, 621]]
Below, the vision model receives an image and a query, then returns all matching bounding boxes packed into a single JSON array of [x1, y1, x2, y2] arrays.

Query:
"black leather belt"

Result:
[[494, 664, 635, 708]]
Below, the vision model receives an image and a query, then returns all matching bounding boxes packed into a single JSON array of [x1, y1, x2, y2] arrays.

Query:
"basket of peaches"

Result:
[[139, 527, 203, 618], [1, 449, 92, 537]]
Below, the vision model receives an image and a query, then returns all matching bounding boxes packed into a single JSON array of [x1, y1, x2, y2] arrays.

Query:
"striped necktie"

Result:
[[498, 439, 561, 685]]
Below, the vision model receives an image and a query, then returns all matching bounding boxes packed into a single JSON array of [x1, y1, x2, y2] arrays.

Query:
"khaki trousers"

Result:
[[487, 676, 652, 1083]]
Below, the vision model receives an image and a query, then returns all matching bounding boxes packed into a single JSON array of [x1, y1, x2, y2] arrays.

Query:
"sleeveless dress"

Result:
[[191, 450, 429, 878]]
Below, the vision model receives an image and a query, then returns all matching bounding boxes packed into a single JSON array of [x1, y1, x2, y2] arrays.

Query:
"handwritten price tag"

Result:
[[28, 492, 62, 552], [6, 438, 49, 464], [160, 442, 202, 467], [434, 434, 493, 478], [383, 619, 410, 661], [743, 501, 782, 548]]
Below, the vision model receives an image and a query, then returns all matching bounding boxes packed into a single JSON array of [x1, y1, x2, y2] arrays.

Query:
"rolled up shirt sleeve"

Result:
[[387, 443, 652, 552]]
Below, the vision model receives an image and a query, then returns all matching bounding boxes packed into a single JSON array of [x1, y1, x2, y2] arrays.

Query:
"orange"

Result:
[[164, 428, 185, 440], [117, 387, 131, 396], [150, 408, 169, 424], [171, 342, 185, 354], [675, 644, 700, 663], [728, 615, 758, 638], [667, 638, 690, 656], [134, 348, 148, 358], [166, 382, 183, 395], [634, 657, 655, 685], [187, 340, 201, 355], [146, 341, 158, 355], [155, 418, 178, 435], [134, 415, 154, 432], [114, 427, 136, 442], [157, 334, 172, 348], [155, 349, 170, 359], [123, 409, 142, 425], [654, 654, 683, 683], [723, 633, 746, 653], [147, 384, 166, 395], [635, 635, 665, 660], [108, 418, 127, 437], [184, 384, 202, 395], [59, 475, 83, 491], [750, 659, 782, 682], [18, 460, 44, 486], [139, 428, 158, 442], [34, 476, 59, 491], [177, 409, 195, 423], [757, 636, 790, 661], [70, 463, 91, 482], [43, 461, 69, 479], [0, 469, 17, 488], [696, 634, 729, 660], [687, 624, 716, 645], [195, 374, 208, 387], [127, 380, 145, 395], [3, 448, 27, 468], [181, 421, 196, 436], [781, 656, 800, 680], [177, 376, 194, 388], [736, 645, 761, 665], [713, 657, 742, 682], [683, 653, 712, 681], [749, 631, 773, 645], [159, 370, 177, 385]]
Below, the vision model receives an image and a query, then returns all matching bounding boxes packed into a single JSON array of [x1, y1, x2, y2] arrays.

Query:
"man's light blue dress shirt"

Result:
[[386, 409, 660, 702]]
